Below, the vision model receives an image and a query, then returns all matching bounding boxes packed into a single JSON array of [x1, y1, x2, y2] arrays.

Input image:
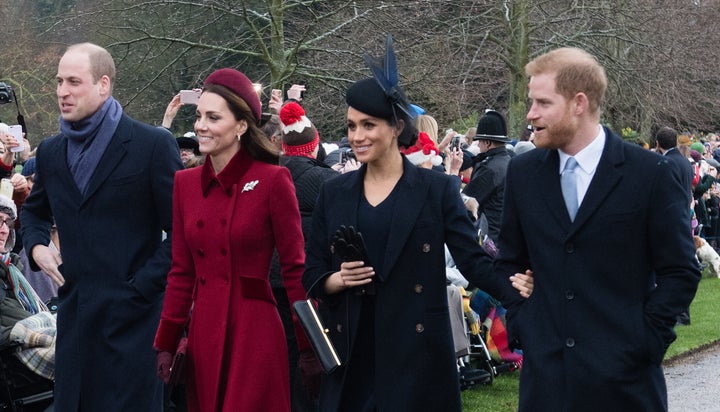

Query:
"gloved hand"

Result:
[[157, 351, 173, 384], [331, 225, 370, 264], [298, 349, 323, 399]]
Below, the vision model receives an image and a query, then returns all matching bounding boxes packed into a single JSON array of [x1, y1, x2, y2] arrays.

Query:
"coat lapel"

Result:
[[569, 128, 624, 233], [537, 149, 573, 228], [81, 116, 130, 205], [47, 134, 84, 202], [379, 159, 429, 281]]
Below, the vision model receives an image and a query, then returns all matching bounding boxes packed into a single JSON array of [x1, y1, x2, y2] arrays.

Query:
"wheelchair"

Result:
[[0, 343, 53, 412]]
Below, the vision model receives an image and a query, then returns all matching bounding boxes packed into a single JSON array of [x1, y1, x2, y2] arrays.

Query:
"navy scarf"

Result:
[[61, 97, 123, 195]]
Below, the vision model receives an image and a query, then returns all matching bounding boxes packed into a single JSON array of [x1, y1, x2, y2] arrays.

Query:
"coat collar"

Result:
[[334, 156, 430, 280], [200, 148, 253, 196], [81, 114, 132, 205], [537, 126, 624, 232]]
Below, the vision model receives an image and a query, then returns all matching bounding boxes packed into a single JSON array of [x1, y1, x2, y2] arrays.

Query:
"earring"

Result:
[[237, 134, 242, 141]]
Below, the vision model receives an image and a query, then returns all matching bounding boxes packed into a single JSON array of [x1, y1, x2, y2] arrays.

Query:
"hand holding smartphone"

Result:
[[7, 125, 24, 153]]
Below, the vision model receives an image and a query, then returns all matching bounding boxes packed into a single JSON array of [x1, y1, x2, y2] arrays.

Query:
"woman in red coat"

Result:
[[154, 68, 310, 411]]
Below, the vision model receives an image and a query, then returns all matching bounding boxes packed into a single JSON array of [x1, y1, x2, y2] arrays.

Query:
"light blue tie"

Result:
[[561, 157, 579, 221]]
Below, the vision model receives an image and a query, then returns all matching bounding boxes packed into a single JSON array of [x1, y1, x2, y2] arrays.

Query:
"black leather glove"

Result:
[[331, 225, 375, 295]]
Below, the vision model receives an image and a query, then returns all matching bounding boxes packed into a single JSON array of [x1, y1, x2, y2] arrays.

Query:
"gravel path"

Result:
[[665, 341, 720, 411]]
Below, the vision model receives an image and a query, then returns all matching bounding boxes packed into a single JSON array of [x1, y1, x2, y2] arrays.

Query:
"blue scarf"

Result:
[[61, 97, 123, 195]]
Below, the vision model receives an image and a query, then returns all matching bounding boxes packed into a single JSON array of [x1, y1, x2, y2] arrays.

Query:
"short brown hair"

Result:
[[66, 43, 116, 89], [525, 47, 607, 114]]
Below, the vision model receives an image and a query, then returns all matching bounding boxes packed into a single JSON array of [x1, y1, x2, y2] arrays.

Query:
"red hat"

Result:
[[279, 102, 319, 157], [400, 132, 442, 166], [204, 68, 262, 123]]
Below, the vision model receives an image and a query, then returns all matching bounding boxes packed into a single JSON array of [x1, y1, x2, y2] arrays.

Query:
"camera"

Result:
[[0, 83, 13, 104]]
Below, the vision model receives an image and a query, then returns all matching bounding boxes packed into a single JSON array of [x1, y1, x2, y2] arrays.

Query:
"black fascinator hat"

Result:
[[346, 34, 418, 148]]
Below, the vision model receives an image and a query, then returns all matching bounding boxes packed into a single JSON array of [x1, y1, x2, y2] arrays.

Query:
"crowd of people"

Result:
[[0, 38, 707, 412]]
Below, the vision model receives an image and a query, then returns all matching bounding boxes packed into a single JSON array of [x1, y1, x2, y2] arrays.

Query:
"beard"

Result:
[[533, 109, 577, 151]]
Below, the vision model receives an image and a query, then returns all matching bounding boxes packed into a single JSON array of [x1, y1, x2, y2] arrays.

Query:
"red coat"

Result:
[[155, 149, 308, 411]]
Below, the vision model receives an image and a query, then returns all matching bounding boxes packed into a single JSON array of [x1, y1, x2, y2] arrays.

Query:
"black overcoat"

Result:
[[21, 114, 182, 411], [497, 129, 701, 412], [304, 156, 518, 411]]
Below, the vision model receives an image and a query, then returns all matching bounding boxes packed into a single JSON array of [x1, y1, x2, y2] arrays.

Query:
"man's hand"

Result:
[[32, 244, 64, 286]]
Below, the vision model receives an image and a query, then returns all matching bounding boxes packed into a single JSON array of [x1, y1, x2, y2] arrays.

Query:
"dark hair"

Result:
[[203, 83, 279, 165], [655, 126, 678, 150]]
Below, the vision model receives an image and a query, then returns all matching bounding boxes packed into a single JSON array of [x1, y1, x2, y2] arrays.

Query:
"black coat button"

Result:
[[566, 338, 575, 347], [414, 284, 423, 294], [565, 243, 574, 253], [415, 324, 425, 333], [422, 243, 430, 253], [565, 290, 575, 300]]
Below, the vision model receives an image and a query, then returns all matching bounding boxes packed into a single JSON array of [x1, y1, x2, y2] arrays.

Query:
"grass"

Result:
[[461, 275, 720, 411]]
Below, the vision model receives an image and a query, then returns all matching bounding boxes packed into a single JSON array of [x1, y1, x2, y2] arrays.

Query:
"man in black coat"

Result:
[[463, 110, 512, 243], [497, 47, 700, 412], [21, 43, 182, 411]]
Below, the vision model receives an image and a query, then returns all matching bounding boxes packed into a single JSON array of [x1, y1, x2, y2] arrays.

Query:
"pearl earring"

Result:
[[237, 134, 242, 141]]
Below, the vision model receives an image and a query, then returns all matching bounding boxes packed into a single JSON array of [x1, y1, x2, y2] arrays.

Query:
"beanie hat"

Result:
[[400, 132, 442, 166], [514, 141, 536, 155], [0, 195, 16, 221], [474, 110, 510, 143], [176, 137, 200, 156], [279, 102, 319, 157], [204, 68, 262, 124], [690, 150, 702, 163], [21, 157, 36, 177], [691, 141, 705, 154]]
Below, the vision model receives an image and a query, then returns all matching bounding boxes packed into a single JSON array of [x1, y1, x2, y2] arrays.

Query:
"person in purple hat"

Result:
[[154, 68, 315, 411]]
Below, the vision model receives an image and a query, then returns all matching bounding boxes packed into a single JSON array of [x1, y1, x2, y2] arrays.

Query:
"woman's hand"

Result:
[[324, 260, 374, 294], [510, 269, 534, 298]]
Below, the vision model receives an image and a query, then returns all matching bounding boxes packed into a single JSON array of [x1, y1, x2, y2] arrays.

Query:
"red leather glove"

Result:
[[298, 349, 323, 399], [157, 351, 173, 384]]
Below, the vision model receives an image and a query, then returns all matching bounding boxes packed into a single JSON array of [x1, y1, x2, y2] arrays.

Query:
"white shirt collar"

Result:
[[558, 125, 605, 175]]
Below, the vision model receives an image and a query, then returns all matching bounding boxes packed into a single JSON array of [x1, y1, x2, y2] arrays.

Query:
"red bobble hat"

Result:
[[400, 132, 442, 166], [279, 102, 319, 157], [204, 68, 262, 123]]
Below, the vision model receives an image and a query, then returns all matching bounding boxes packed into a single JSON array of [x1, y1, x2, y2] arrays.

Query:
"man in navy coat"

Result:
[[21, 43, 182, 411], [497, 47, 701, 411]]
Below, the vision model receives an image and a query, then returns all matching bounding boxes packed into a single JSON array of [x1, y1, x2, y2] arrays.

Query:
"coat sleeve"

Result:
[[493, 159, 531, 344], [129, 130, 183, 301], [154, 172, 194, 353], [302, 180, 337, 301], [20, 140, 55, 271], [269, 167, 311, 351], [645, 159, 701, 364], [443, 175, 517, 303]]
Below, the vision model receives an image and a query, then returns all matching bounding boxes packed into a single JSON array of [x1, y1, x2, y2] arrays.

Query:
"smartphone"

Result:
[[0, 179, 12, 199], [179, 90, 201, 105], [450, 135, 462, 151], [8, 125, 24, 153], [271, 89, 282, 100]]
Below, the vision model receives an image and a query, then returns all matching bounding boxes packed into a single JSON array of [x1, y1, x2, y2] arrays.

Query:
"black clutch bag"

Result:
[[293, 299, 341, 374]]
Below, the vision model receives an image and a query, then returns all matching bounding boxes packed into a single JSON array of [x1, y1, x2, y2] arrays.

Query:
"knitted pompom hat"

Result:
[[400, 132, 442, 166], [279, 102, 319, 157]]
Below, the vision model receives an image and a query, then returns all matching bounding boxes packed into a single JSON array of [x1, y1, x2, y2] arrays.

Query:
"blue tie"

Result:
[[561, 157, 579, 221]]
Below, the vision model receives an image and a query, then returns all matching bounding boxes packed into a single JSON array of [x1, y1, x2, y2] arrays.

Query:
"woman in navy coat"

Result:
[[303, 77, 520, 411]]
